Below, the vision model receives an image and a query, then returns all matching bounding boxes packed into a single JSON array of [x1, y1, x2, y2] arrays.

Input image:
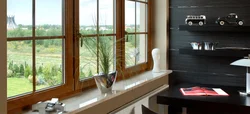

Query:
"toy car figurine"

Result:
[[185, 15, 206, 26], [216, 13, 244, 26]]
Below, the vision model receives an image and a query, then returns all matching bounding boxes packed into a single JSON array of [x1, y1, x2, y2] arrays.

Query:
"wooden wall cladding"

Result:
[[169, 0, 250, 87]]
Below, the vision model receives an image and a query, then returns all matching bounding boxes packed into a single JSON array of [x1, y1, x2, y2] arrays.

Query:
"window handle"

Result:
[[125, 31, 129, 42], [78, 32, 83, 47]]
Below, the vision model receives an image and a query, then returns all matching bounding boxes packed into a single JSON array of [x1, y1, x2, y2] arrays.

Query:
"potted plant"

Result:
[[79, 34, 118, 93]]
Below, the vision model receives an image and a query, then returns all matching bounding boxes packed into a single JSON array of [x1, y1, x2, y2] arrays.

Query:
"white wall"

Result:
[[0, 0, 7, 113], [152, 0, 169, 70]]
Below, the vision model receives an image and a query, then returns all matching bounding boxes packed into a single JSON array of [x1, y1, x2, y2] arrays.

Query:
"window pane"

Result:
[[136, 3, 147, 32], [99, 36, 115, 73], [125, 1, 135, 33], [99, 0, 114, 34], [80, 37, 97, 80], [7, 0, 32, 37], [80, 0, 97, 35], [7, 41, 33, 97], [36, 39, 64, 90], [125, 35, 136, 67], [36, 0, 63, 36], [136, 34, 147, 64]]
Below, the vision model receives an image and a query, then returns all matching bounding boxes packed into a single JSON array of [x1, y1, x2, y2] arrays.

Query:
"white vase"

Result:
[[152, 48, 161, 73]]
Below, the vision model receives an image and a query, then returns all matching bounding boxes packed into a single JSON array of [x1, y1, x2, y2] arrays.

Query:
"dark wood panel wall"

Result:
[[169, 0, 250, 87]]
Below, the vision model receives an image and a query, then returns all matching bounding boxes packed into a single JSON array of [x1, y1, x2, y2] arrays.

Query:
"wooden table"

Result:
[[157, 83, 250, 114]]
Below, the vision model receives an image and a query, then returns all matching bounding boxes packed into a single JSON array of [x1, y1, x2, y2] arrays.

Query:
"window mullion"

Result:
[[32, 0, 36, 93], [97, 0, 100, 73], [134, 1, 137, 65], [62, 0, 66, 84]]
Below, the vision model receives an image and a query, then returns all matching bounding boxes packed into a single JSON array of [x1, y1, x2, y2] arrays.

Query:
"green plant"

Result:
[[7, 70, 14, 77], [87, 68, 94, 77], [8, 61, 14, 71], [13, 64, 19, 74], [37, 65, 43, 74], [24, 65, 32, 78], [42, 64, 62, 86], [19, 64, 25, 76], [80, 36, 114, 75]]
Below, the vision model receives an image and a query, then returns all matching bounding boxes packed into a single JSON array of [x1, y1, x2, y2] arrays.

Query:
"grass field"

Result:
[[7, 78, 47, 97]]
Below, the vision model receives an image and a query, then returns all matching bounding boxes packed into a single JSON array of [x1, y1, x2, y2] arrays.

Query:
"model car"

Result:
[[185, 15, 206, 26], [216, 13, 244, 26]]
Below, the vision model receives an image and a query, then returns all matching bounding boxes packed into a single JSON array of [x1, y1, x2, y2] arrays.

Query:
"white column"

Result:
[[0, 0, 7, 113], [152, 0, 168, 70]]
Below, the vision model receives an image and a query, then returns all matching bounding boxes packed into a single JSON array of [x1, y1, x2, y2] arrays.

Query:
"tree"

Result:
[[24, 65, 32, 78], [19, 64, 25, 76]]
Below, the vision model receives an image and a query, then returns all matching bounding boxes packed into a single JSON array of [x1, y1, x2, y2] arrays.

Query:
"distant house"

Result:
[[7, 16, 17, 30], [99, 27, 108, 31], [85, 27, 96, 31]]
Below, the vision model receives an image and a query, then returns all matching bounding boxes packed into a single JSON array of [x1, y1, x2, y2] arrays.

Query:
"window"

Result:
[[125, 0, 148, 67], [7, 0, 65, 98], [78, 0, 115, 80], [7, 0, 74, 111], [7, 0, 151, 112]]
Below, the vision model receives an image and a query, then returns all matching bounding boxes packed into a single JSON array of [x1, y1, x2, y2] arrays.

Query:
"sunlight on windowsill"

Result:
[[23, 70, 172, 114]]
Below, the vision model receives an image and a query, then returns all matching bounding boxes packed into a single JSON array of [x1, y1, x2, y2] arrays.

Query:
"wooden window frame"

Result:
[[7, 0, 74, 112], [123, 0, 152, 79], [74, 0, 152, 89], [74, 0, 118, 90], [7, 0, 152, 113]]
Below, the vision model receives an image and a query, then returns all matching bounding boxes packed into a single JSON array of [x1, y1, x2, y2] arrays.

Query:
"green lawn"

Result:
[[7, 78, 47, 97]]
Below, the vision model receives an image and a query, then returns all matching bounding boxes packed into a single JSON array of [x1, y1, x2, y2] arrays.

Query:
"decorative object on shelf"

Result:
[[230, 55, 250, 95], [216, 13, 244, 26], [190, 42, 203, 50], [185, 15, 206, 26], [32, 98, 66, 114], [190, 42, 218, 50], [204, 42, 218, 50], [152, 48, 161, 73]]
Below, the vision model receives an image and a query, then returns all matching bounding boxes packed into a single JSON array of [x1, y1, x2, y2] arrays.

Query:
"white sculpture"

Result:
[[152, 48, 161, 73]]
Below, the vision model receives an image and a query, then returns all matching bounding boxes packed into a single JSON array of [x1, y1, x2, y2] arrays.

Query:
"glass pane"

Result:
[[99, 0, 114, 34], [125, 0, 135, 33], [136, 34, 147, 64], [7, 41, 33, 97], [80, 0, 97, 35], [99, 36, 115, 74], [36, 0, 63, 36], [36, 39, 64, 90], [136, 3, 147, 32], [7, 0, 32, 37], [79, 37, 97, 80], [125, 35, 136, 67]]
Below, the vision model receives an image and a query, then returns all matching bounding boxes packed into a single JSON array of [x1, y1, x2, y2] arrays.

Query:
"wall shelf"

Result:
[[179, 48, 250, 57], [179, 25, 250, 32]]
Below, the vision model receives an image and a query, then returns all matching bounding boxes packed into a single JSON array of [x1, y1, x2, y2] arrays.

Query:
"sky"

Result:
[[7, 0, 144, 26]]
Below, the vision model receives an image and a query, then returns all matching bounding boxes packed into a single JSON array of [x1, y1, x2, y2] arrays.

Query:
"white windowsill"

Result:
[[24, 70, 172, 114]]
